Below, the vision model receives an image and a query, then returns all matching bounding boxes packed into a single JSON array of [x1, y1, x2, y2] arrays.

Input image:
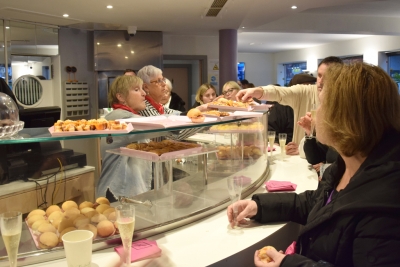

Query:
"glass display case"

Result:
[[0, 113, 270, 266]]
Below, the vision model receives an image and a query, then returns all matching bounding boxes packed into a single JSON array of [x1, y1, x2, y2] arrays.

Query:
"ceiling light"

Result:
[[5, 26, 9, 29], [250, 43, 255, 45], [131, 51, 134, 54], [107, 5, 113, 9], [97, 42, 100, 45], [63, 14, 69, 17], [241, 27, 245, 29], [117, 44, 121, 47], [125, 56, 128, 59], [291, 6, 297, 9]]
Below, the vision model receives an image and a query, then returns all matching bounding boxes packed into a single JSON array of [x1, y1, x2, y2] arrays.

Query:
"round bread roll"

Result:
[[78, 224, 97, 240], [58, 218, 74, 233], [38, 232, 59, 249], [187, 108, 205, 123], [258, 246, 275, 263], [95, 204, 111, 214], [113, 221, 119, 234], [96, 197, 110, 205], [27, 209, 46, 218], [107, 211, 116, 222], [74, 216, 90, 228], [59, 227, 77, 243], [46, 205, 61, 217], [51, 218, 63, 229], [97, 220, 114, 237], [91, 213, 107, 224], [48, 210, 63, 223], [80, 207, 95, 215], [31, 220, 50, 232], [83, 210, 99, 219], [102, 208, 115, 218], [63, 208, 80, 220], [79, 201, 94, 210], [62, 200, 78, 211], [27, 214, 46, 227], [37, 223, 57, 234]]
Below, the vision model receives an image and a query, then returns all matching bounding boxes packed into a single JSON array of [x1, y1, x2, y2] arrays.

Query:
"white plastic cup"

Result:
[[62, 230, 94, 267]]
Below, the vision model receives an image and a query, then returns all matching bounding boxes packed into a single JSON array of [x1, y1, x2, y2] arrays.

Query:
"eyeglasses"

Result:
[[149, 78, 166, 85], [222, 88, 237, 96]]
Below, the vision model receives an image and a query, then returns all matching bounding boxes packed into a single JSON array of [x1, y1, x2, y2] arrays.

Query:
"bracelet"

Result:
[[256, 87, 265, 100]]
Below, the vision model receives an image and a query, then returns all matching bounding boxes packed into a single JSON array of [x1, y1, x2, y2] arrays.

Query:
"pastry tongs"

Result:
[[118, 196, 153, 208]]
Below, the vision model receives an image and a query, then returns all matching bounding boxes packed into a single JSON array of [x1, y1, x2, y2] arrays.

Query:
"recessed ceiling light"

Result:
[[125, 56, 128, 59], [97, 42, 100, 45], [291, 5, 297, 9], [107, 5, 113, 9], [250, 43, 255, 45], [117, 44, 121, 47], [5, 26, 9, 29], [131, 51, 134, 54], [241, 27, 245, 29], [63, 14, 69, 17]]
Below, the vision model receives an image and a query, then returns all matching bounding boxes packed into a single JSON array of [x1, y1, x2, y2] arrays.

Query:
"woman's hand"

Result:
[[226, 199, 258, 228], [285, 142, 299, 155], [297, 112, 312, 135], [196, 104, 209, 112], [313, 162, 322, 173], [254, 249, 286, 267], [235, 87, 264, 102]]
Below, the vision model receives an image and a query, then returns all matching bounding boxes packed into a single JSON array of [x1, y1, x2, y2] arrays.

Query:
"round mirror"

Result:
[[13, 75, 43, 107]]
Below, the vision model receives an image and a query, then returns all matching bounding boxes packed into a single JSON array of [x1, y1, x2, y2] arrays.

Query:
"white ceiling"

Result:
[[0, 0, 399, 53]]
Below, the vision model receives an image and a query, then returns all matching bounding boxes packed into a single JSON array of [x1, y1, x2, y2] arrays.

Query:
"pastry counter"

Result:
[[24, 150, 318, 267]]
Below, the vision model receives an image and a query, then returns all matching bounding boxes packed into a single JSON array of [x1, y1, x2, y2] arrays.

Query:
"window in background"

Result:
[[283, 62, 307, 86], [237, 62, 245, 81], [387, 53, 400, 92]]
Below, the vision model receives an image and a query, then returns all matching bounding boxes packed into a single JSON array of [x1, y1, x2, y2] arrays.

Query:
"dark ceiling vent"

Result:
[[206, 0, 228, 17]]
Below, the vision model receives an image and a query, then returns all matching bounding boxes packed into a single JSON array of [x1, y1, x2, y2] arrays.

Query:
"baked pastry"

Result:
[[79, 201, 94, 210], [97, 220, 115, 237], [31, 220, 50, 232], [48, 211, 63, 223], [59, 227, 77, 243], [187, 108, 205, 123], [96, 197, 110, 205], [37, 223, 57, 234], [46, 205, 61, 217], [78, 224, 98, 240], [27, 215, 46, 227], [95, 204, 111, 214], [38, 232, 59, 249], [91, 214, 107, 224], [27, 209, 46, 218], [63, 208, 80, 221], [62, 200, 78, 210], [258, 246, 275, 263]]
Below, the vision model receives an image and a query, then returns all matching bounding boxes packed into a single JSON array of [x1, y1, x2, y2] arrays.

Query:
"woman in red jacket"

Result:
[[227, 62, 400, 267]]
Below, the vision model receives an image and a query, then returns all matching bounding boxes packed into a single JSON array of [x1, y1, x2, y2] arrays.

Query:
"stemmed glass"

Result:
[[116, 204, 135, 266], [0, 211, 22, 267], [309, 104, 317, 138], [267, 131, 276, 157], [279, 133, 287, 160], [227, 176, 243, 229]]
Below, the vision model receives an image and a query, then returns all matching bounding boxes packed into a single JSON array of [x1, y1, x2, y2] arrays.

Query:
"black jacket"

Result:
[[168, 92, 186, 113], [267, 102, 294, 144], [304, 138, 339, 165], [252, 129, 400, 266]]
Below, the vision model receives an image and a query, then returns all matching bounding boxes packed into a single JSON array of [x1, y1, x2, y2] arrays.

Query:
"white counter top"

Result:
[[26, 149, 318, 267]]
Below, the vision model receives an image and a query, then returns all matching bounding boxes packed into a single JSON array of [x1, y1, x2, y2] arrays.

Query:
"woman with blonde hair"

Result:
[[228, 62, 400, 266], [192, 83, 217, 108], [221, 81, 241, 101]]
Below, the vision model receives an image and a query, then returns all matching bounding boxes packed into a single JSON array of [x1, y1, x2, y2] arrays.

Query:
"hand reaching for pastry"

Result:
[[226, 200, 258, 228]]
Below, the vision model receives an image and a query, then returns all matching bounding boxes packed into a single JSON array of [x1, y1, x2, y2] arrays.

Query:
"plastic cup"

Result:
[[62, 230, 94, 267]]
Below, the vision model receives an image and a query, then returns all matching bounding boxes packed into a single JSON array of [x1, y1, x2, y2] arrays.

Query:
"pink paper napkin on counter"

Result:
[[267, 146, 276, 152], [265, 180, 297, 192], [233, 175, 252, 186], [114, 239, 161, 262]]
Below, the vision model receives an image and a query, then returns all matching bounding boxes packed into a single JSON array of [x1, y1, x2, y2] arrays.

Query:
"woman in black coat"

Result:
[[227, 62, 400, 267]]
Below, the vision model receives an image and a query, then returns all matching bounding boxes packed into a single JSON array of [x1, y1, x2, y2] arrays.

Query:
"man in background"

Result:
[[124, 69, 136, 76]]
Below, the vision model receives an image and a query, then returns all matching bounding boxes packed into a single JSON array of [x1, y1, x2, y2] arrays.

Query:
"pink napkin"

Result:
[[233, 175, 252, 186], [114, 239, 161, 262], [267, 146, 276, 152], [265, 180, 297, 192], [285, 241, 297, 255]]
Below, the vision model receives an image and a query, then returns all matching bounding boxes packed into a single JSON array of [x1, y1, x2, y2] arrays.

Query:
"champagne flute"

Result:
[[116, 204, 135, 266], [309, 104, 317, 138], [279, 133, 287, 160], [0, 211, 22, 267], [227, 176, 243, 229], [267, 131, 276, 157]]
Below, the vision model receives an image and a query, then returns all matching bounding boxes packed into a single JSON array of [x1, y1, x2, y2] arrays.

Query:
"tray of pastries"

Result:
[[25, 198, 119, 250], [209, 121, 264, 133], [216, 145, 263, 160], [120, 140, 202, 161], [49, 119, 133, 136], [208, 98, 252, 111]]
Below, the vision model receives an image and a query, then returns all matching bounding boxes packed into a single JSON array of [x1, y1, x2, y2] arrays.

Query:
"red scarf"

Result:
[[145, 95, 164, 115], [112, 103, 139, 115]]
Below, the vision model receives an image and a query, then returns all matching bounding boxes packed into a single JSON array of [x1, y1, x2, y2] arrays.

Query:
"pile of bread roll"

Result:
[[217, 145, 262, 160], [54, 118, 127, 132], [26, 197, 118, 249]]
